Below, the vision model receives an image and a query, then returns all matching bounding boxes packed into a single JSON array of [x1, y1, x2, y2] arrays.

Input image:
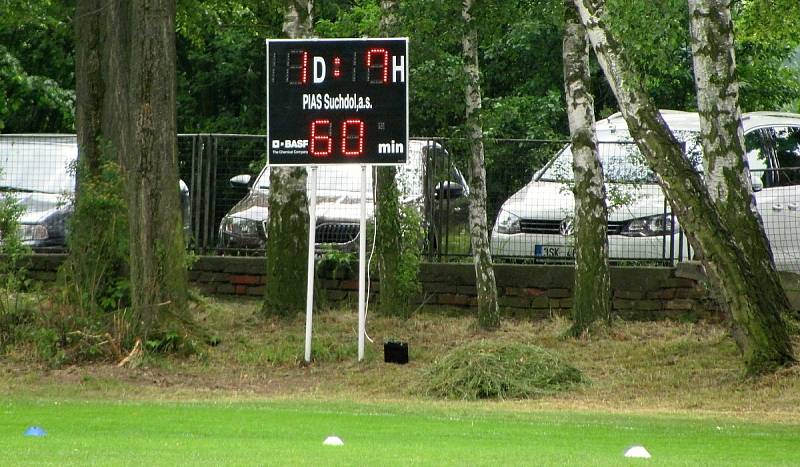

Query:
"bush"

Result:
[[422, 340, 586, 400]]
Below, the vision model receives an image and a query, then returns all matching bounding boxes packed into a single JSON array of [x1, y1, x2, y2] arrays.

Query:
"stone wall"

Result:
[[9, 255, 694, 316], [15, 254, 800, 317]]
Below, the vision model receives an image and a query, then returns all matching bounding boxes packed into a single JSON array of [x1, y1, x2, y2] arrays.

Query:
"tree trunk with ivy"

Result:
[[562, 2, 611, 336], [374, 0, 414, 316], [462, 0, 499, 329], [263, 0, 312, 316], [574, 0, 794, 374]]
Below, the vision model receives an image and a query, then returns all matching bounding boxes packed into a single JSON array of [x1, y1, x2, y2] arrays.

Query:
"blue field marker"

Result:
[[24, 426, 47, 437]]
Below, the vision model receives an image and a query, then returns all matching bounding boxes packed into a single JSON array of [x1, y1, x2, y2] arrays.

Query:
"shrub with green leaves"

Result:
[[0, 172, 34, 348], [422, 340, 586, 400]]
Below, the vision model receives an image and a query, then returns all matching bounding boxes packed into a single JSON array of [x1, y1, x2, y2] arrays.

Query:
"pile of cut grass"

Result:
[[422, 339, 585, 400]]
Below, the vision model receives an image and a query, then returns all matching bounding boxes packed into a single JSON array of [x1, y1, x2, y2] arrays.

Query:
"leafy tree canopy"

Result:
[[0, 0, 75, 132]]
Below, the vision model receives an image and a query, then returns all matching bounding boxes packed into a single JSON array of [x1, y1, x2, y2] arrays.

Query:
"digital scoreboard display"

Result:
[[267, 38, 408, 165]]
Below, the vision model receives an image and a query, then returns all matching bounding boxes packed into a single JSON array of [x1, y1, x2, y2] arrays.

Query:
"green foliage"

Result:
[[422, 339, 585, 400], [317, 248, 356, 280], [315, 0, 381, 37], [145, 329, 196, 354], [0, 176, 33, 346], [59, 145, 130, 315], [390, 205, 424, 310], [175, 0, 283, 133], [0, 0, 74, 132]]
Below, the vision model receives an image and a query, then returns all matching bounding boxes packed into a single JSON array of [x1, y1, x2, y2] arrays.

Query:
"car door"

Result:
[[745, 126, 800, 272]]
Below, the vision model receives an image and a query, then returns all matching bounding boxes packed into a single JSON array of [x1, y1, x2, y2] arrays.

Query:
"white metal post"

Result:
[[304, 166, 318, 363], [358, 165, 367, 361]]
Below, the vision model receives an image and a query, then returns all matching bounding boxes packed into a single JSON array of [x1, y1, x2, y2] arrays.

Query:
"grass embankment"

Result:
[[3, 295, 800, 417]]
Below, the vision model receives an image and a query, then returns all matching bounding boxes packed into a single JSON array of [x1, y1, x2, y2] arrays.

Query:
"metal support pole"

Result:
[[304, 166, 318, 363], [358, 165, 367, 362]]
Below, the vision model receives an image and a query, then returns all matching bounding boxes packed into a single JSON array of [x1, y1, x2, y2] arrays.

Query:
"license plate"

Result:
[[534, 244, 575, 257]]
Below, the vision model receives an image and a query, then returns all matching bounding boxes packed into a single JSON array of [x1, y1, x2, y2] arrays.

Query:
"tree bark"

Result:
[[74, 0, 104, 176], [687, 0, 795, 335], [71, 0, 120, 312], [263, 0, 312, 316], [573, 0, 794, 374], [374, 0, 410, 316], [122, 0, 189, 333], [462, 0, 500, 329], [563, 1, 611, 336]]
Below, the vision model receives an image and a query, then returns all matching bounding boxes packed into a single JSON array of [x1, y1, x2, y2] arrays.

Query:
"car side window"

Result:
[[745, 131, 771, 189], [761, 126, 800, 187]]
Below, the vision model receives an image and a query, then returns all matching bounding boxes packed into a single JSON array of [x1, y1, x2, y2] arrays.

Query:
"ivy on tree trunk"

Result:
[[263, 0, 313, 317], [374, 0, 416, 316]]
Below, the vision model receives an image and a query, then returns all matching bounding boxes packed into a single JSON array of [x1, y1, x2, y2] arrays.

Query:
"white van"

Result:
[[490, 110, 800, 272]]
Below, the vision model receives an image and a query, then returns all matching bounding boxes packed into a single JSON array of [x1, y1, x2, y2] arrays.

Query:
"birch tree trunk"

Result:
[[563, 2, 611, 336], [687, 0, 794, 336], [263, 0, 312, 316], [462, 0, 500, 329], [374, 0, 410, 316], [573, 0, 794, 374]]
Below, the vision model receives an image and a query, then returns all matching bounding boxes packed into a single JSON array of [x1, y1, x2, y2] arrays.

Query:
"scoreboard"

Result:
[[267, 38, 408, 165]]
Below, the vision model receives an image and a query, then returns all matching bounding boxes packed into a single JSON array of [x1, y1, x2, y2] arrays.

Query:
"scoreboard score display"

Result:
[[267, 38, 408, 165]]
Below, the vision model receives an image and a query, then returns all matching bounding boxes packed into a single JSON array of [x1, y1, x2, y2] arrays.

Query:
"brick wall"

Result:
[[15, 254, 800, 318]]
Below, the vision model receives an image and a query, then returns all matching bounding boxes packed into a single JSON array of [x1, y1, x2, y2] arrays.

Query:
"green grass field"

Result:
[[4, 398, 799, 466], [5, 296, 800, 465]]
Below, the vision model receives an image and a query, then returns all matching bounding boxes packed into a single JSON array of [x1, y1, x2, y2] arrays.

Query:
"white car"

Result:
[[490, 110, 800, 272], [0, 135, 192, 250]]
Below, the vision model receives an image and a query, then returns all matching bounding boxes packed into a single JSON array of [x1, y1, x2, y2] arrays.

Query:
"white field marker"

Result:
[[624, 445, 651, 458], [323, 436, 345, 446]]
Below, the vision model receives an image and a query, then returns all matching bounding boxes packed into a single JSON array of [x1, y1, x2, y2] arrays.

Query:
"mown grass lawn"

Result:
[[5, 295, 800, 465], [4, 398, 799, 466]]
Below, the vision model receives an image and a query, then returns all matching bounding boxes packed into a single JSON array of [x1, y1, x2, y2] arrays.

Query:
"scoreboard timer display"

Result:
[[267, 38, 408, 165]]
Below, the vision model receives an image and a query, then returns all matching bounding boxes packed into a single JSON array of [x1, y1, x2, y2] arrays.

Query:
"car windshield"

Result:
[[538, 131, 702, 183], [0, 139, 76, 194]]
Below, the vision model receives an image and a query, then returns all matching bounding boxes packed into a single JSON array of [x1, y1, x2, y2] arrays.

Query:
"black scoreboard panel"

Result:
[[267, 38, 408, 165]]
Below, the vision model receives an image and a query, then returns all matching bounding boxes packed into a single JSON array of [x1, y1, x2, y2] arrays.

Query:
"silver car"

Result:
[[218, 140, 470, 253]]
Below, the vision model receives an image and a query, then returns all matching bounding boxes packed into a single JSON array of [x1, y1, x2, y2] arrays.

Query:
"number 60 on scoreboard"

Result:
[[266, 38, 409, 166]]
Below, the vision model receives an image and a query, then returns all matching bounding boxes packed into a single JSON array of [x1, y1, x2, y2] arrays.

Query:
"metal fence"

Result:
[[1, 133, 798, 272]]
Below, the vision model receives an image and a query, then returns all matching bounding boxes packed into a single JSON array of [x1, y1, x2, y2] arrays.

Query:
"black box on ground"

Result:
[[383, 341, 409, 364]]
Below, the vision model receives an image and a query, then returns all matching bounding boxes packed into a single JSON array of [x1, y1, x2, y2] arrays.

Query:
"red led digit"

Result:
[[286, 49, 309, 85], [333, 57, 342, 78], [310, 119, 332, 157], [366, 48, 389, 84], [341, 119, 365, 157]]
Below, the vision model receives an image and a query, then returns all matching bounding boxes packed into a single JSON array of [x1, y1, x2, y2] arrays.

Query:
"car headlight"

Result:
[[18, 223, 49, 242], [220, 217, 261, 237], [494, 209, 521, 234], [621, 214, 672, 237]]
